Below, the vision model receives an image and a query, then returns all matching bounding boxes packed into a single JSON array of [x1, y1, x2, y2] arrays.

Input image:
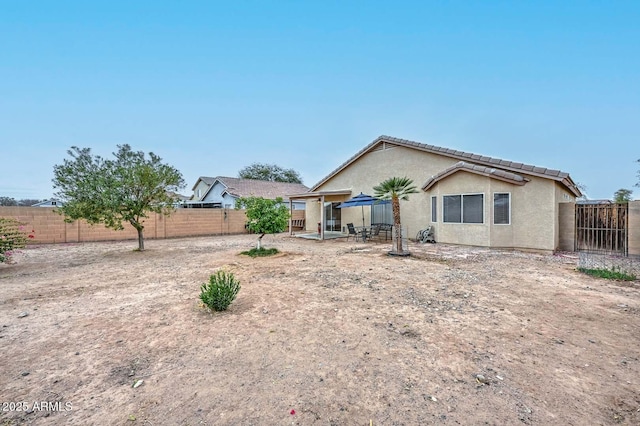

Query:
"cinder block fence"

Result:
[[0, 207, 307, 244]]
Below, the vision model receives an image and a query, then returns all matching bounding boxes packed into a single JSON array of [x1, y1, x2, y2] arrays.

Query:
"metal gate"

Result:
[[575, 202, 628, 254]]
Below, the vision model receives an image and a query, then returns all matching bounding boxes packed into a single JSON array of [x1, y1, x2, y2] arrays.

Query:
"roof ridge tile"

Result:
[[311, 135, 579, 197]]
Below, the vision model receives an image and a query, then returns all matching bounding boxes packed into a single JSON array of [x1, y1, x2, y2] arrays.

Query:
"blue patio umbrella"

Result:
[[336, 193, 389, 227]]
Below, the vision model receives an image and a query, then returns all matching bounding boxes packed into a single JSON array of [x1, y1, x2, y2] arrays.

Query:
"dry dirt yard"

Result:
[[1, 234, 639, 426]]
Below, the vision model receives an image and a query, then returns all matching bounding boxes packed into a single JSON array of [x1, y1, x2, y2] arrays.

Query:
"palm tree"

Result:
[[373, 177, 418, 255]]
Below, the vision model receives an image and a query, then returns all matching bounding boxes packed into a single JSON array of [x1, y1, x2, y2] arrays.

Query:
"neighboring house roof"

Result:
[[31, 199, 63, 207], [166, 191, 190, 202], [191, 176, 217, 191], [311, 135, 581, 197], [422, 161, 529, 190], [193, 176, 309, 202]]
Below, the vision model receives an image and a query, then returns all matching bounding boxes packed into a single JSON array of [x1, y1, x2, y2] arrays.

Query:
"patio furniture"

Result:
[[368, 224, 383, 242], [372, 223, 393, 241], [291, 218, 305, 230], [289, 218, 305, 235], [356, 225, 374, 242], [346, 223, 360, 241], [352, 225, 381, 243], [336, 193, 390, 227]]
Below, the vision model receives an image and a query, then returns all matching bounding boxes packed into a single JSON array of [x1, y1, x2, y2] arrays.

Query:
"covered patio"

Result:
[[286, 189, 352, 241]]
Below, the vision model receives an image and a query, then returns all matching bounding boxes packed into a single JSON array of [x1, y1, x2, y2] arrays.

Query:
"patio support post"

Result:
[[289, 199, 293, 236], [320, 195, 325, 240]]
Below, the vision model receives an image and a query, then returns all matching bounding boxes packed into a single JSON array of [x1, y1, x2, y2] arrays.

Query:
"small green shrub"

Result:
[[241, 247, 279, 257], [200, 270, 241, 311], [577, 267, 636, 281]]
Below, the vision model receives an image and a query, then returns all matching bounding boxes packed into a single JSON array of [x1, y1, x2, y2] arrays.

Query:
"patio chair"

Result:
[[373, 223, 393, 241], [346, 223, 360, 241], [368, 224, 382, 242]]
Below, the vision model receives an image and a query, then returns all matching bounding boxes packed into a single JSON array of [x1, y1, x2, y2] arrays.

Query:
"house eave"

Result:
[[288, 189, 353, 200], [191, 176, 216, 192], [311, 135, 581, 196], [421, 162, 529, 191]]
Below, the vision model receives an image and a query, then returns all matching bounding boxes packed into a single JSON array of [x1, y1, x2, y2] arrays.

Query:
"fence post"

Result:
[[629, 200, 640, 257]]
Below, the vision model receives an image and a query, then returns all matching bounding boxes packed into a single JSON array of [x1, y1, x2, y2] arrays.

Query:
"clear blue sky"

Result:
[[2, 1, 638, 200]]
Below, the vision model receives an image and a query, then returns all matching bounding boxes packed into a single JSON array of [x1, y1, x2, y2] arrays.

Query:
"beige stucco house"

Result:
[[288, 135, 581, 252]]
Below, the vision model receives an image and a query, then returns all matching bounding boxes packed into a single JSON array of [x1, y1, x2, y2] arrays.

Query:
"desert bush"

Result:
[[240, 247, 279, 257], [199, 270, 241, 311], [577, 267, 636, 281], [0, 218, 32, 263]]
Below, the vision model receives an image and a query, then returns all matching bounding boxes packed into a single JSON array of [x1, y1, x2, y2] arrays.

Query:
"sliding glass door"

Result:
[[323, 202, 342, 232]]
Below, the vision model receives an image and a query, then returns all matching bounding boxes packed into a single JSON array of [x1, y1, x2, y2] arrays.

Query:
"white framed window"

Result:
[[493, 193, 510, 225], [197, 189, 202, 198], [431, 196, 437, 222], [443, 193, 484, 224]]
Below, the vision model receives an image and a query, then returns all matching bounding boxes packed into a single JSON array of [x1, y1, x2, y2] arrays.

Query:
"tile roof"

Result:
[[191, 176, 216, 191], [422, 161, 529, 190], [200, 176, 309, 201], [287, 189, 353, 199], [311, 135, 581, 196]]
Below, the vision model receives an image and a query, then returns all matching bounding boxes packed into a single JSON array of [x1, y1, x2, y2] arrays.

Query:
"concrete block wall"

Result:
[[0, 207, 249, 244], [0, 207, 69, 244], [164, 209, 245, 237]]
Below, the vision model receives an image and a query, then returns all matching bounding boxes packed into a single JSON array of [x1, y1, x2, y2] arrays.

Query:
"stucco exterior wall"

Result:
[[558, 202, 576, 252], [510, 176, 556, 251], [317, 145, 456, 235], [487, 180, 516, 248], [424, 172, 557, 251], [314, 143, 568, 251], [427, 172, 490, 247], [554, 182, 577, 249], [304, 200, 321, 232]]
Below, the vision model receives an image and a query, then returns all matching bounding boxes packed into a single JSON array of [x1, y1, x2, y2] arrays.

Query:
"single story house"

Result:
[[32, 199, 64, 207], [185, 176, 309, 210], [288, 135, 581, 252]]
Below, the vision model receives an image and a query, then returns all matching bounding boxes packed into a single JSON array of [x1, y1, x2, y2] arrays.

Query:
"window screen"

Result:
[[462, 194, 483, 224], [493, 193, 510, 224], [443, 194, 484, 224], [443, 195, 462, 223], [431, 196, 437, 222]]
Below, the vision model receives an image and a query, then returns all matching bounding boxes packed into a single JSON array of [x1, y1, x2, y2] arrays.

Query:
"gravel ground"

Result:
[[1, 234, 639, 425]]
